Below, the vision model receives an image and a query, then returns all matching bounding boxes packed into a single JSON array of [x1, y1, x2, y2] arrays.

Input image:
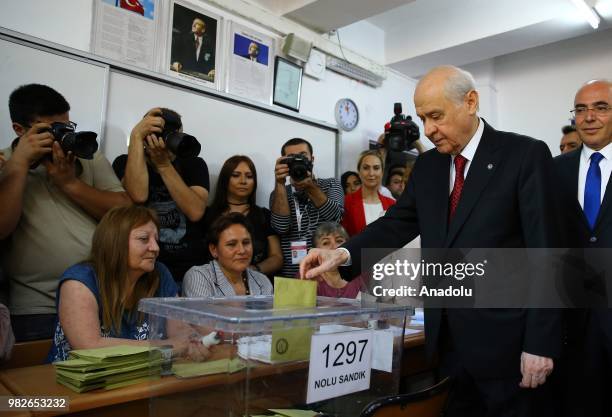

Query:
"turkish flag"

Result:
[[120, 0, 145, 16]]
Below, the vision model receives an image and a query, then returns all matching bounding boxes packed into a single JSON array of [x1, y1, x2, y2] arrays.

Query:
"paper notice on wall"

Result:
[[227, 22, 274, 105], [92, 0, 158, 70]]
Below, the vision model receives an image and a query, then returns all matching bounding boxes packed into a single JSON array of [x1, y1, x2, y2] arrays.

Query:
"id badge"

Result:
[[291, 240, 308, 264]]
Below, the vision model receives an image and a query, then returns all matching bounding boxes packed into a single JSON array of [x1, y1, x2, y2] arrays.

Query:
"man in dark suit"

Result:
[[554, 79, 612, 417], [301, 66, 561, 416], [170, 17, 215, 80]]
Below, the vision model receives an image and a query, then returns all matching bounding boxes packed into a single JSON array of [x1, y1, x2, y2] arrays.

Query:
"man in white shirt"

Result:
[[553, 79, 612, 417]]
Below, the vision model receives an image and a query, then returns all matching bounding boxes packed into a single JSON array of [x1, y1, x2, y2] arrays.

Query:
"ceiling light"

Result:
[[570, 0, 601, 29]]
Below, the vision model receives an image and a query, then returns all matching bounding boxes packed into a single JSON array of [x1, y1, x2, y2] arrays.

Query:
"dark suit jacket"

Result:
[[171, 32, 215, 76], [240, 54, 265, 64], [345, 121, 562, 378], [554, 147, 612, 339], [342, 188, 396, 236], [555, 147, 612, 248]]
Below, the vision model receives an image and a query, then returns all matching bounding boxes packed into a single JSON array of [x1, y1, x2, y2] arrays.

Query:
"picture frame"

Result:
[[273, 56, 303, 112], [92, 0, 161, 70], [226, 22, 275, 105], [166, 0, 222, 88]]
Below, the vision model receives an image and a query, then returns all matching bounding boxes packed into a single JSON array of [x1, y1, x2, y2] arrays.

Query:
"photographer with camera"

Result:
[[112, 108, 209, 283], [378, 103, 424, 182], [0, 84, 130, 341], [270, 138, 344, 277]]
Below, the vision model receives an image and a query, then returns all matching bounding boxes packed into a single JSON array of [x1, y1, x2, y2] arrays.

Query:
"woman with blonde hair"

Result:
[[342, 150, 396, 236], [48, 205, 210, 362]]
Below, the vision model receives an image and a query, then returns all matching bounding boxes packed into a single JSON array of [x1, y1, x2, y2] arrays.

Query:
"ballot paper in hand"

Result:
[[271, 277, 317, 363]]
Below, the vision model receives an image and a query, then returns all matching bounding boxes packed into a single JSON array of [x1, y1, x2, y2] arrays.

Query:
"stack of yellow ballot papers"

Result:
[[250, 409, 328, 417], [53, 345, 163, 393]]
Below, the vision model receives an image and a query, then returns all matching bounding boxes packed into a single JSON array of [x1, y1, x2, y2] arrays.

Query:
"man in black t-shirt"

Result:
[[113, 108, 209, 282]]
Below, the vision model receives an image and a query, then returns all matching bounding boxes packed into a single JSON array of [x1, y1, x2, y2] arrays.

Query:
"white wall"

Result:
[[494, 28, 612, 155], [327, 20, 386, 64], [462, 59, 498, 127], [301, 69, 417, 174], [0, 0, 94, 52], [460, 28, 612, 156], [0, 0, 417, 178]]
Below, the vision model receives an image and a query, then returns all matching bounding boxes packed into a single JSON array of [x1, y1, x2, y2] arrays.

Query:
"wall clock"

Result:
[[304, 49, 326, 80], [334, 98, 359, 131]]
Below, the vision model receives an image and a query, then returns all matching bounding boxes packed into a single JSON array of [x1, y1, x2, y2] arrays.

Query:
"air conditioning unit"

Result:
[[282, 33, 312, 62], [326, 55, 385, 88]]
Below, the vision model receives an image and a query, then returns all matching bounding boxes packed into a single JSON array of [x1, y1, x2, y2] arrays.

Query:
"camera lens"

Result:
[[291, 164, 308, 181], [165, 132, 201, 159], [49, 122, 98, 159]]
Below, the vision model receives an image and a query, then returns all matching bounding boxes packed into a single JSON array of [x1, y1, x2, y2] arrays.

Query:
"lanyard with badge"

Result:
[[291, 197, 308, 265]]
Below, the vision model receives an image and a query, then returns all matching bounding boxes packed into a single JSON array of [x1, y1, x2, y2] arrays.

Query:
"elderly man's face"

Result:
[[415, 72, 479, 155], [192, 19, 205, 36], [574, 82, 612, 151], [248, 43, 259, 57], [560, 131, 581, 154]]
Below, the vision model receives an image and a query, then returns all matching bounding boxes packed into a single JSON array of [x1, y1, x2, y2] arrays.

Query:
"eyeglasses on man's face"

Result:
[[570, 104, 612, 117]]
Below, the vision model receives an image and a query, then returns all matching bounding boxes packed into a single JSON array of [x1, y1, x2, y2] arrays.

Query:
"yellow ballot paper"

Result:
[[269, 409, 322, 417], [271, 277, 317, 363]]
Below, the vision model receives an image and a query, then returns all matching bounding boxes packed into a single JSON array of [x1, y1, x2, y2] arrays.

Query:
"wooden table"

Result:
[[402, 329, 433, 377], [0, 332, 426, 417], [0, 380, 31, 417]]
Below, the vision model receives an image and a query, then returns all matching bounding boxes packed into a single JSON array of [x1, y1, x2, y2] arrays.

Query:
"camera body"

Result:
[[384, 103, 420, 153], [159, 109, 201, 159], [280, 155, 313, 182], [47, 122, 98, 159]]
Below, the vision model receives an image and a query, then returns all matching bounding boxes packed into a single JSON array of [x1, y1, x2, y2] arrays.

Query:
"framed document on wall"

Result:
[[227, 22, 274, 105], [273, 56, 303, 112], [92, 0, 161, 70]]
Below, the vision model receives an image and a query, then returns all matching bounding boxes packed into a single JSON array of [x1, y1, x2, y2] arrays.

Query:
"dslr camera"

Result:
[[384, 103, 420, 152], [159, 109, 201, 159], [29, 122, 97, 169], [46, 122, 98, 159], [280, 155, 313, 182]]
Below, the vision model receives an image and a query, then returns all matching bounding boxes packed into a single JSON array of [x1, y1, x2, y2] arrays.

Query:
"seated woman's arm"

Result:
[[59, 280, 147, 349], [59, 280, 210, 360]]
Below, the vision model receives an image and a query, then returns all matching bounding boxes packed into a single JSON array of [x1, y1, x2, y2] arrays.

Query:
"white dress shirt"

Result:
[[578, 142, 612, 209], [194, 35, 203, 61], [449, 118, 484, 194]]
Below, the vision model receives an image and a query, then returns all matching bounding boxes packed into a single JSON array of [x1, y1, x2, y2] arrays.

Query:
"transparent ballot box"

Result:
[[139, 296, 410, 417]]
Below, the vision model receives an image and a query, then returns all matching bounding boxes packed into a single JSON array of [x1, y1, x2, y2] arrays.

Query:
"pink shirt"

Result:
[[317, 277, 364, 299]]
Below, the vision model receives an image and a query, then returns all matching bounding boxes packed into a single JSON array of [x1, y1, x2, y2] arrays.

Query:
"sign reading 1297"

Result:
[[306, 329, 373, 404]]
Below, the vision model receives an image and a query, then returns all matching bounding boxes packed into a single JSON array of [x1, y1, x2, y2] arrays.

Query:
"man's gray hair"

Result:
[[441, 65, 477, 105]]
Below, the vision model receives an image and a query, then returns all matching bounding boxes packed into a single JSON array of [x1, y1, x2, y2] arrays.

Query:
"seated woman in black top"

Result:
[[202, 155, 282, 277]]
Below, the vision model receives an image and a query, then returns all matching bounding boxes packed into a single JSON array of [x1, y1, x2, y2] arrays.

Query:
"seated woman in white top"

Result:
[[183, 213, 273, 297]]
